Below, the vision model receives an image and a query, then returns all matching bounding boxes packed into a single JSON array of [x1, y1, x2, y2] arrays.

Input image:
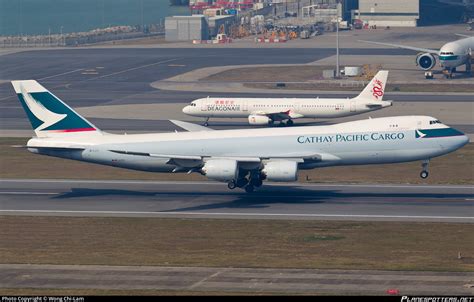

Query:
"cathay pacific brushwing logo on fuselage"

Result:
[[415, 128, 464, 139], [20, 85, 67, 131], [415, 129, 426, 138]]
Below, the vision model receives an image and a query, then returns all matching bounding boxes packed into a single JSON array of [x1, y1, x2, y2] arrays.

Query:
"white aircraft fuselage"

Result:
[[438, 37, 474, 70], [183, 70, 392, 126], [183, 96, 391, 118], [28, 116, 467, 172]]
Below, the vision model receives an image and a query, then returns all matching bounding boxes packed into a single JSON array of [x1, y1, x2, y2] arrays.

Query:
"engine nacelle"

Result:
[[248, 114, 271, 125], [262, 160, 298, 182], [201, 159, 238, 182], [416, 53, 436, 70]]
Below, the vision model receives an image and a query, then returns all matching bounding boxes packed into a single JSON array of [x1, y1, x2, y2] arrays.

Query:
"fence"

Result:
[[0, 24, 165, 48]]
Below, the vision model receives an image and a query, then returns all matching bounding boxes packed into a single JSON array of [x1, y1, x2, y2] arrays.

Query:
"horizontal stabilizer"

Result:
[[12, 144, 85, 151], [170, 120, 214, 132], [366, 103, 385, 108], [455, 34, 472, 38]]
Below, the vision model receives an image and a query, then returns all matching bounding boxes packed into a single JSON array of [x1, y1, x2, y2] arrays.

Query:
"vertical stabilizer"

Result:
[[12, 80, 101, 138], [355, 70, 389, 102]]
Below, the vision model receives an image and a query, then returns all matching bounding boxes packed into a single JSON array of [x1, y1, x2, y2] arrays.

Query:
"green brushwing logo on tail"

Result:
[[17, 89, 96, 133]]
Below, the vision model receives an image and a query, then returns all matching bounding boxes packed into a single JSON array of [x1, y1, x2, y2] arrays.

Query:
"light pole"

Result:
[[60, 26, 64, 46], [336, 15, 339, 78], [335, 0, 341, 78], [141, 0, 144, 32]]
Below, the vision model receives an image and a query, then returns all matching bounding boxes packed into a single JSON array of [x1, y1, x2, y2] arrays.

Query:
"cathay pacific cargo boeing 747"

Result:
[[12, 80, 468, 192]]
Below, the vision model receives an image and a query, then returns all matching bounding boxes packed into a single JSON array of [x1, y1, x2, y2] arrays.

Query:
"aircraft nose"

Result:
[[182, 106, 190, 114], [452, 128, 469, 149], [459, 134, 469, 147]]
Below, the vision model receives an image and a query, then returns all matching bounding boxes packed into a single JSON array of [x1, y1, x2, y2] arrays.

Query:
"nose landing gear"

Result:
[[420, 159, 430, 179]]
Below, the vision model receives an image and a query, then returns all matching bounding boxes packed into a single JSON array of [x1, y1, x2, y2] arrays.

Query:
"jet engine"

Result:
[[201, 159, 238, 182], [248, 115, 271, 125], [416, 53, 436, 70], [261, 160, 298, 182]]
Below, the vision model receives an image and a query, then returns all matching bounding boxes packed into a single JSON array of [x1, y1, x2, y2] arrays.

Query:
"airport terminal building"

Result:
[[356, 0, 420, 27]]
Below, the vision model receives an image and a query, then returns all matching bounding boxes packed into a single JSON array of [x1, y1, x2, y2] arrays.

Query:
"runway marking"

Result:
[[1, 178, 472, 190], [87, 58, 181, 80], [0, 210, 472, 221], [0, 191, 57, 195], [38, 68, 84, 81], [0, 68, 85, 101], [188, 269, 227, 290]]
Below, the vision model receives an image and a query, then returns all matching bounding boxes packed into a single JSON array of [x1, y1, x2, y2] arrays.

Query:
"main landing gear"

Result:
[[278, 119, 294, 127], [227, 173, 264, 193], [420, 159, 429, 179], [443, 68, 456, 79]]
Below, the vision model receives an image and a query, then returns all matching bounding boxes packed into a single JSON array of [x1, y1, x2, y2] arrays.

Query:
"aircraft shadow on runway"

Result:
[[52, 187, 473, 212]]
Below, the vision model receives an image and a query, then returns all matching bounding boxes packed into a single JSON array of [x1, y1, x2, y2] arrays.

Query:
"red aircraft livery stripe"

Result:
[[48, 128, 97, 133]]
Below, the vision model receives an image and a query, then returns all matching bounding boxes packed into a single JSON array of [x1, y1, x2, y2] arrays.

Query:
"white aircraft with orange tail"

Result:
[[182, 71, 392, 126]]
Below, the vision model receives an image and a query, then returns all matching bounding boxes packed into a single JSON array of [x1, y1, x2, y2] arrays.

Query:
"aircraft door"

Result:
[[350, 100, 356, 112], [201, 99, 208, 111], [293, 101, 301, 112], [242, 100, 248, 112]]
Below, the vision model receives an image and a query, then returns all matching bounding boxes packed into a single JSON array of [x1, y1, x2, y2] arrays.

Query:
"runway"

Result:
[[1, 264, 473, 295], [1, 179, 473, 222], [1, 47, 473, 135]]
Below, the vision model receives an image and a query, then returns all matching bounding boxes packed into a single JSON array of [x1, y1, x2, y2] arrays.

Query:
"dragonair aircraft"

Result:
[[182, 71, 392, 126], [12, 80, 468, 192], [360, 37, 474, 78]]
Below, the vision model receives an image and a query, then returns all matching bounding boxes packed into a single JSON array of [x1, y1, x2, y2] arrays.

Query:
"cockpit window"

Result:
[[429, 120, 442, 125], [190, 103, 196, 107]]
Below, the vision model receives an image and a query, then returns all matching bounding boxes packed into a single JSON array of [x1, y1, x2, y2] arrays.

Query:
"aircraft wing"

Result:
[[252, 110, 304, 121], [170, 120, 215, 132], [358, 40, 439, 55], [108, 149, 340, 168]]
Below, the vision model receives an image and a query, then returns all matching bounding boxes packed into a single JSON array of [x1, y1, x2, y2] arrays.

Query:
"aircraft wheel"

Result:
[[420, 171, 429, 179], [250, 178, 263, 187], [204, 122, 209, 127], [236, 178, 249, 188], [227, 180, 237, 190], [286, 119, 294, 126], [245, 185, 255, 193]]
